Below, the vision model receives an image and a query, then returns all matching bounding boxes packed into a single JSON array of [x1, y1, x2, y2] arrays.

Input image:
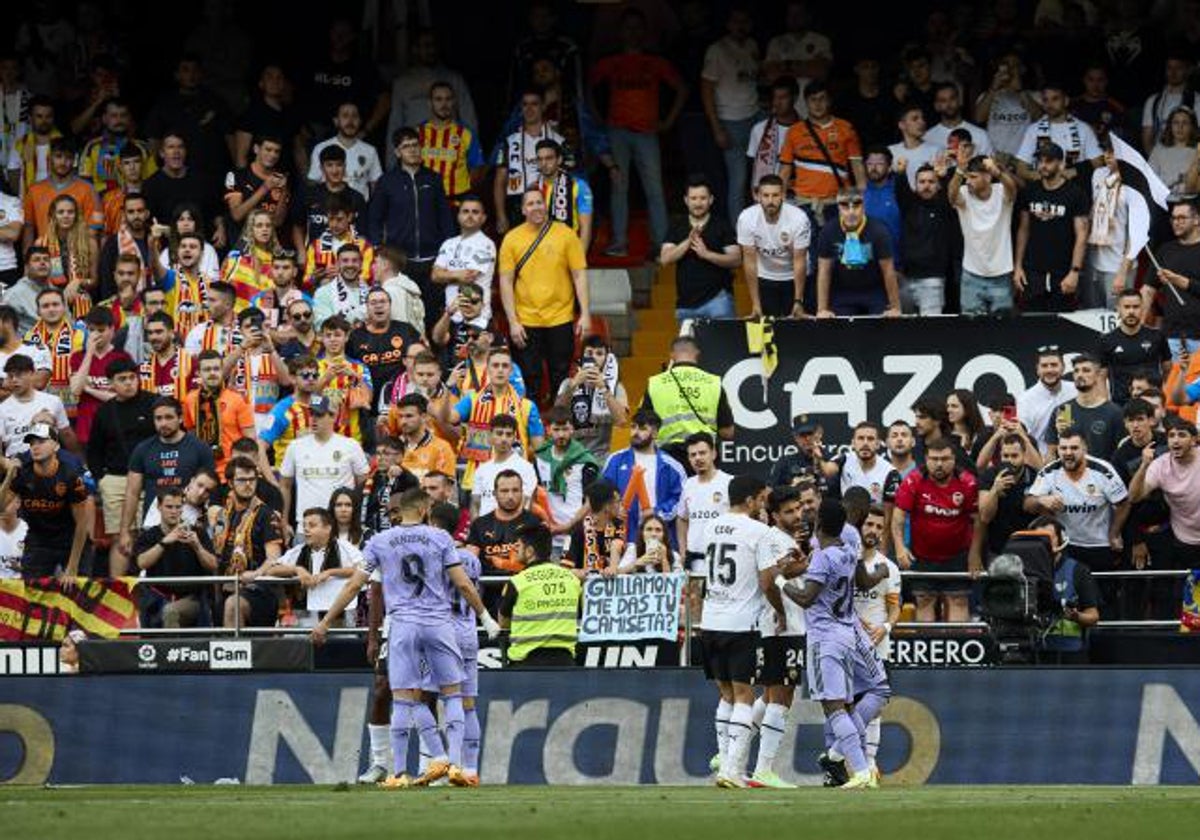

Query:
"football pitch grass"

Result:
[[3, 785, 1196, 839]]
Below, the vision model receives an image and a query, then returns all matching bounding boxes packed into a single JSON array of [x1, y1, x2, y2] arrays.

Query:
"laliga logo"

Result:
[[137, 644, 157, 663]]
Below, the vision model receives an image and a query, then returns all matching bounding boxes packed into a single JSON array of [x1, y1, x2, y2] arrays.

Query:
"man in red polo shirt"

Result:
[[891, 436, 984, 623]]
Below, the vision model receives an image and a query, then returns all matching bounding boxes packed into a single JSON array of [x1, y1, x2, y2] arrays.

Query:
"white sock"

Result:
[[368, 723, 393, 769], [866, 717, 882, 765], [754, 703, 789, 776], [726, 703, 755, 778], [715, 699, 732, 771], [750, 696, 767, 743]]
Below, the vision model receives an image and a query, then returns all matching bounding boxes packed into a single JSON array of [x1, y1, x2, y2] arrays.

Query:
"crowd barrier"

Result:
[[2, 668, 1199, 785], [694, 312, 1109, 474]]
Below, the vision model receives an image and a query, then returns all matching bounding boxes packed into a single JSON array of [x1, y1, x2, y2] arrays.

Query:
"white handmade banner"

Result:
[[578, 572, 686, 642]]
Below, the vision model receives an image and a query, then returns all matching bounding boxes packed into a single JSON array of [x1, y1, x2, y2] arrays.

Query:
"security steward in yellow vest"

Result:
[[640, 335, 735, 469], [498, 522, 582, 666]]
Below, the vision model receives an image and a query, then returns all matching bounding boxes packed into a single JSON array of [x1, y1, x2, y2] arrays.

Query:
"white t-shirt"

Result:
[[0, 390, 70, 455], [1015, 116, 1101, 166], [1017, 379, 1078, 456], [0, 193, 23, 271], [887, 141, 941, 188], [757, 525, 805, 638], [764, 30, 832, 111], [276, 538, 365, 612], [956, 184, 1014, 277], [633, 449, 658, 508], [1088, 169, 1132, 273], [701, 36, 760, 121], [499, 125, 565, 197], [982, 90, 1037, 157], [678, 469, 733, 557], [700, 512, 772, 632], [0, 342, 51, 385], [747, 115, 801, 183], [472, 453, 538, 517], [736, 203, 811, 281], [435, 230, 496, 326], [839, 455, 899, 504], [6, 138, 51, 188], [0, 518, 27, 578], [280, 433, 370, 523], [924, 120, 993, 156], [158, 244, 222, 286], [854, 552, 901, 658], [1149, 144, 1196, 197], [307, 137, 383, 199], [1027, 457, 1128, 548], [534, 451, 591, 527]]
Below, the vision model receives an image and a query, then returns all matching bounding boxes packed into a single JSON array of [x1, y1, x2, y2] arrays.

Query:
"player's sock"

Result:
[[753, 703, 789, 776], [463, 706, 481, 773], [442, 693, 465, 766], [822, 719, 841, 758], [854, 691, 888, 728], [750, 696, 766, 742], [389, 700, 417, 776], [368, 723, 393, 770], [715, 699, 732, 772], [866, 717, 882, 765], [412, 702, 447, 761], [828, 710, 868, 774], [726, 703, 755, 778]]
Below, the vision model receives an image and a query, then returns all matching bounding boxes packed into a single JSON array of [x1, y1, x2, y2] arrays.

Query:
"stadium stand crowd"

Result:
[[1, 0, 1199, 649]]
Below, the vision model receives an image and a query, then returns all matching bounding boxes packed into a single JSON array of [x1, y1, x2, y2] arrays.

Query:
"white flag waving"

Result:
[[1110, 132, 1171, 210]]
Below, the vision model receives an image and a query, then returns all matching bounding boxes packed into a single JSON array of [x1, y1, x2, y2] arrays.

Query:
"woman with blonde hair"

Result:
[[220, 207, 280, 309], [37, 194, 97, 319]]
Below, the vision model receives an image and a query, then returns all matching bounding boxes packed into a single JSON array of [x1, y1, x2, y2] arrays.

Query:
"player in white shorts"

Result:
[[677, 433, 733, 627], [852, 505, 901, 780], [699, 475, 778, 789]]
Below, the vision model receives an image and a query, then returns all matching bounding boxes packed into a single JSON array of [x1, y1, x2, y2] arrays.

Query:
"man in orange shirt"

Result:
[[22, 138, 104, 251], [393, 392, 457, 479], [779, 81, 866, 222], [588, 7, 687, 256], [184, 349, 257, 476]]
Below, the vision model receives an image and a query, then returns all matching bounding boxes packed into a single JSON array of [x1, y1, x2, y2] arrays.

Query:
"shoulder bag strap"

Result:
[[805, 119, 845, 188], [667, 367, 715, 432], [514, 221, 554, 279]]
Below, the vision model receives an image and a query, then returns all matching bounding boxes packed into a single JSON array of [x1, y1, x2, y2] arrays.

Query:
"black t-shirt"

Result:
[[142, 169, 225, 233], [144, 89, 233, 174], [134, 525, 216, 595], [305, 57, 385, 134], [348, 321, 422, 389], [1043, 399, 1126, 461], [87, 391, 158, 480], [11, 455, 89, 550], [1112, 435, 1172, 530], [217, 501, 283, 572], [236, 97, 304, 170], [1097, 326, 1171, 403], [817, 217, 893, 292], [840, 93, 891, 149], [666, 215, 736, 309], [1019, 179, 1089, 273], [978, 463, 1037, 554], [467, 510, 541, 576], [291, 182, 369, 244], [1060, 557, 1101, 611], [224, 166, 288, 225], [128, 433, 217, 515], [1148, 239, 1200, 338]]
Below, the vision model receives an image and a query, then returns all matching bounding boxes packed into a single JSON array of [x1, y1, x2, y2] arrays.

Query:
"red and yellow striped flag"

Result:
[[0, 578, 138, 641]]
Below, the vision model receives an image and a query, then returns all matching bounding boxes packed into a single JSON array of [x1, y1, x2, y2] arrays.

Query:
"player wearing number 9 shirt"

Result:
[[699, 475, 785, 789], [312, 488, 500, 789]]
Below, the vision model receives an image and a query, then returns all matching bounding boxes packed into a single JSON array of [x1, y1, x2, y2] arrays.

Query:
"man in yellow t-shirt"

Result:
[[498, 188, 591, 403]]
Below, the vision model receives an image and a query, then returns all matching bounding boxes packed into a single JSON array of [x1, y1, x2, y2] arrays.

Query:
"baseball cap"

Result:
[[24, 423, 58, 443], [1034, 142, 1065, 162], [309, 395, 334, 415], [792, 414, 818, 435]]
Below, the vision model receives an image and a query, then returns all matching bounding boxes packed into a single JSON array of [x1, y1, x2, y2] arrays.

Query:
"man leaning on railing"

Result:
[[134, 487, 219, 628]]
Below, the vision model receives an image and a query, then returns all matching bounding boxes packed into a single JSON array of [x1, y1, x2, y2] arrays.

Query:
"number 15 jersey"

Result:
[[700, 512, 773, 633]]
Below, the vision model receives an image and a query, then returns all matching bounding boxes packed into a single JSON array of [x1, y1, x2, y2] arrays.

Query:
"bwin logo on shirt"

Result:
[[1063, 503, 1103, 514]]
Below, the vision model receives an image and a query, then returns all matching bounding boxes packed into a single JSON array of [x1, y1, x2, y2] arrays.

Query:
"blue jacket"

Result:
[[366, 165, 453, 261], [601, 447, 687, 543], [864, 177, 902, 267]]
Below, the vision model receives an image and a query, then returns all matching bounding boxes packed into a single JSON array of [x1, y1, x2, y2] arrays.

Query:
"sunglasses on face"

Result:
[[291, 311, 313, 320], [838, 198, 863, 207], [298, 370, 319, 380], [1037, 344, 1060, 353]]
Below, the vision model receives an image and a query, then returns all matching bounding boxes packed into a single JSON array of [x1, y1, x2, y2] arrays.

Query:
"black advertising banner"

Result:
[[78, 638, 313, 673], [693, 314, 1106, 475]]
